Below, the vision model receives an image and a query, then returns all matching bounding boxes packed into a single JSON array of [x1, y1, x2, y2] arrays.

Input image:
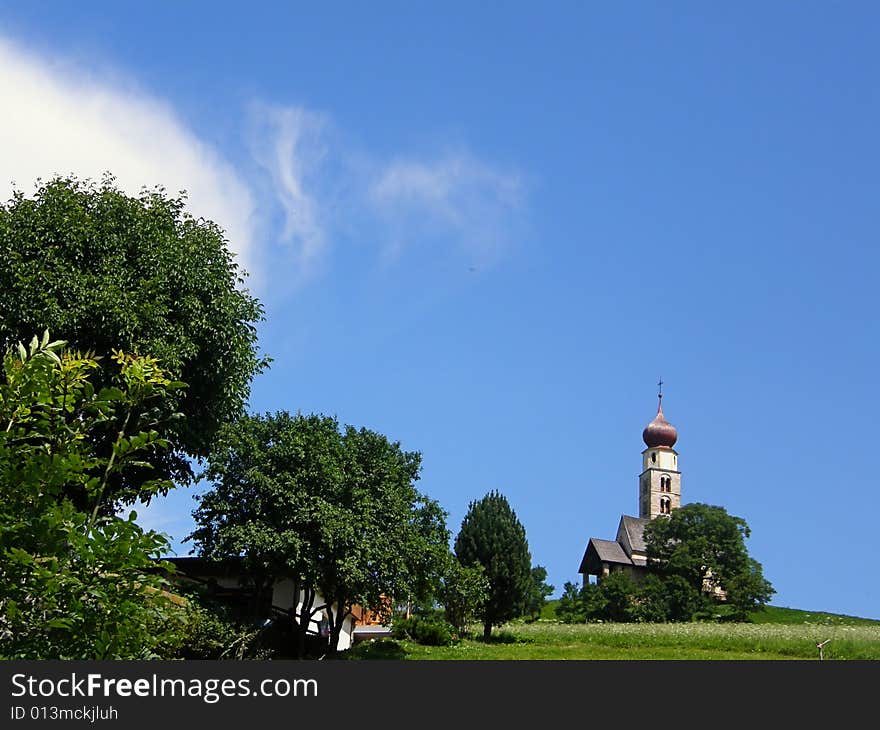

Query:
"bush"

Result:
[[392, 616, 457, 646], [171, 594, 266, 659]]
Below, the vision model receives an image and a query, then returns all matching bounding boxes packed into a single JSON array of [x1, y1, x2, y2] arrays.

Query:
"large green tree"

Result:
[[454, 491, 532, 639], [188, 412, 450, 655], [643, 502, 774, 619], [0, 176, 267, 508]]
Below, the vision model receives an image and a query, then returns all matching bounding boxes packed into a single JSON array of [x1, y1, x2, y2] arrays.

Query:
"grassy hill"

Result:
[[348, 604, 880, 660], [746, 605, 880, 626]]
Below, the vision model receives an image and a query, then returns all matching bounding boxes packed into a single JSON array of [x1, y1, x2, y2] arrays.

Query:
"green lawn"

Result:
[[347, 605, 880, 660]]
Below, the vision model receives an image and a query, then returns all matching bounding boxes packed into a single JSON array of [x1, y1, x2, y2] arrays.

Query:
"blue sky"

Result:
[[1, 3, 877, 619]]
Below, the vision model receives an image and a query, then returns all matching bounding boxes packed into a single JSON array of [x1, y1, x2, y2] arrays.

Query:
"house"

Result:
[[162, 556, 389, 650]]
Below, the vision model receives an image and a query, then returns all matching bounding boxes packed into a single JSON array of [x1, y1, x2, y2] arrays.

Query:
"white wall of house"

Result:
[[272, 579, 355, 651]]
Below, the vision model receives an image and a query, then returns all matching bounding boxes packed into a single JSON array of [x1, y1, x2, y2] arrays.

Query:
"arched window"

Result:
[[660, 475, 671, 493], [651, 452, 656, 464], [660, 497, 671, 515]]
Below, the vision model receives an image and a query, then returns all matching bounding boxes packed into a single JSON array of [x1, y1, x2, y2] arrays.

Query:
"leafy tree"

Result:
[[521, 565, 555, 621], [591, 570, 638, 622], [188, 412, 450, 655], [440, 559, 489, 636], [0, 176, 267, 508], [725, 558, 776, 621], [631, 574, 705, 623], [0, 334, 187, 658], [643, 502, 774, 618], [402, 496, 455, 613], [555, 581, 588, 624], [454, 491, 532, 639]]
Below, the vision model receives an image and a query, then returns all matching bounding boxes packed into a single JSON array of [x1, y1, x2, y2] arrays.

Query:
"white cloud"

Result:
[[0, 36, 259, 283], [369, 153, 524, 263], [247, 104, 329, 281], [252, 104, 526, 275]]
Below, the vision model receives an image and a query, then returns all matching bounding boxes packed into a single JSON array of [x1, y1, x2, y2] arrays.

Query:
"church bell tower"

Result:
[[638, 381, 680, 519]]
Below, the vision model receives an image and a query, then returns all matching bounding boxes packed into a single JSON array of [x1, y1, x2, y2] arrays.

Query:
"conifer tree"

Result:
[[454, 491, 532, 639]]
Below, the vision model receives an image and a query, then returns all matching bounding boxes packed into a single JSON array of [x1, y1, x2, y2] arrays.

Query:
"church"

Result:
[[578, 386, 681, 585]]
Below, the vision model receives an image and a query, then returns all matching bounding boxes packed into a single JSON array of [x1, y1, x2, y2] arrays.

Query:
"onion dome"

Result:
[[643, 399, 678, 448]]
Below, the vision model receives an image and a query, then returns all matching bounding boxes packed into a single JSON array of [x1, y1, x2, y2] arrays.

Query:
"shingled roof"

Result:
[[618, 515, 651, 554], [578, 538, 633, 574]]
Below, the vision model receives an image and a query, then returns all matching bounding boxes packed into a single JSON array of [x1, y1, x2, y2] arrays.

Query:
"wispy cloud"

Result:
[[0, 36, 259, 283], [369, 153, 524, 263], [251, 105, 526, 278], [248, 104, 330, 282]]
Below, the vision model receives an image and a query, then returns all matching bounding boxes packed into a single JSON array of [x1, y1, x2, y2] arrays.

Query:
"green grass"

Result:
[[747, 605, 880, 626], [347, 605, 880, 661]]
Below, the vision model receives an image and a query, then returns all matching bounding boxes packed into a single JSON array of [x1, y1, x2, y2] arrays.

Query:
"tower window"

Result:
[[651, 452, 656, 464], [660, 497, 671, 515], [661, 475, 671, 493]]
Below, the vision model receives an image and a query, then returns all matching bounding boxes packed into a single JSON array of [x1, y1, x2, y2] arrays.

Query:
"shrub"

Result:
[[392, 616, 457, 646], [172, 594, 266, 659]]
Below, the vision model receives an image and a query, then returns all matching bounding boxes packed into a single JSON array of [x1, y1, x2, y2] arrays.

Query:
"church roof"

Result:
[[618, 515, 651, 555], [578, 538, 633, 573]]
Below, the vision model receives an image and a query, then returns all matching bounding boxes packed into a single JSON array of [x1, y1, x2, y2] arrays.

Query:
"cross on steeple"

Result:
[[657, 378, 664, 403]]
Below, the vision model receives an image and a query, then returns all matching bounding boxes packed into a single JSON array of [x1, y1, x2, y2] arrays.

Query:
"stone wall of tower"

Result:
[[639, 447, 681, 519]]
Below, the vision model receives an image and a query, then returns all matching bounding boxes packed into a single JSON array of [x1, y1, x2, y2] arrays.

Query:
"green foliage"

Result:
[[724, 558, 776, 620], [555, 581, 588, 624], [454, 490, 532, 638], [631, 574, 706, 623], [0, 176, 268, 506], [0, 334, 187, 658], [521, 565, 554, 622], [440, 559, 489, 635], [392, 615, 457, 646], [189, 411, 450, 654], [557, 572, 705, 624], [643, 502, 774, 617], [172, 593, 266, 660], [589, 571, 638, 622]]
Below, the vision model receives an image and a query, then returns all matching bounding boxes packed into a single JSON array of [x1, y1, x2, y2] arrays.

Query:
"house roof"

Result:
[[578, 538, 633, 573], [160, 556, 246, 579]]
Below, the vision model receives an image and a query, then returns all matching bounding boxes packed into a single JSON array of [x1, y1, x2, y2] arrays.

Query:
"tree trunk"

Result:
[[329, 603, 345, 654], [483, 621, 492, 641]]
